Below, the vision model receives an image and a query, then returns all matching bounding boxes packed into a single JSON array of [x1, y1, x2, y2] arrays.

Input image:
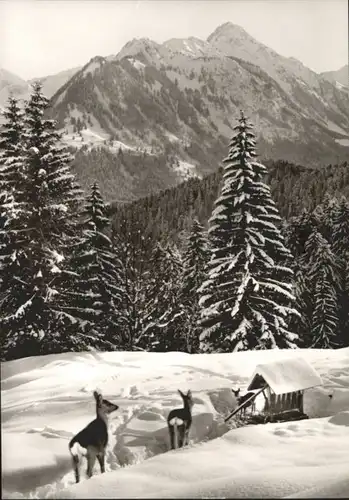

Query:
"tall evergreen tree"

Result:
[[141, 242, 185, 351], [181, 219, 208, 353], [67, 182, 124, 345], [0, 96, 25, 209], [0, 97, 25, 286], [304, 230, 339, 348], [315, 194, 339, 244], [0, 83, 96, 359], [331, 198, 349, 345], [113, 216, 153, 351], [282, 211, 319, 345], [199, 111, 299, 352]]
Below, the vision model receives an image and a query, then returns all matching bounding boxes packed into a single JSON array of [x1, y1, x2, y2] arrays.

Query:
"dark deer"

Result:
[[68, 390, 119, 483], [167, 389, 194, 450], [232, 388, 256, 416]]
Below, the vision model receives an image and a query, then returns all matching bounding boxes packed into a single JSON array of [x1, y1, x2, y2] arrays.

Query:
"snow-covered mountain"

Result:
[[321, 64, 348, 88], [45, 22, 349, 200], [0, 68, 31, 108], [2, 23, 349, 202], [29, 66, 81, 99], [0, 65, 80, 111]]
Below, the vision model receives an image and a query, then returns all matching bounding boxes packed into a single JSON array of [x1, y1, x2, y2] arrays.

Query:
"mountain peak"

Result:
[[80, 56, 106, 78], [115, 37, 165, 63], [207, 22, 250, 43], [0, 68, 31, 108], [0, 68, 28, 89]]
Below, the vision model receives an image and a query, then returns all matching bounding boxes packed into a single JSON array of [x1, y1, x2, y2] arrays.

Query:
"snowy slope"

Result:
[[50, 22, 349, 187], [0, 68, 31, 109], [321, 65, 348, 88], [207, 23, 325, 91], [1, 347, 349, 499], [29, 66, 81, 99]]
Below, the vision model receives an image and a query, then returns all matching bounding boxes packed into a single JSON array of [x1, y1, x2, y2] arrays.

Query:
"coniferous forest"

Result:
[[0, 84, 348, 360]]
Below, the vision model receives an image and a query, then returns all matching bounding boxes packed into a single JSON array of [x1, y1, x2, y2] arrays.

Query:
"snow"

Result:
[[325, 120, 348, 136], [164, 131, 180, 143], [127, 58, 146, 70], [335, 138, 349, 147], [82, 61, 102, 78], [61, 126, 138, 153], [81, 128, 107, 142], [247, 357, 323, 394], [172, 160, 198, 181], [335, 80, 347, 90], [108, 140, 136, 153], [1, 348, 349, 499]]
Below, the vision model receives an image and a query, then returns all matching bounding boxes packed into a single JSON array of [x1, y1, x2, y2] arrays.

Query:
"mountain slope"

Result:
[[0, 68, 31, 108], [29, 66, 81, 98], [47, 24, 349, 201], [2, 24, 349, 203], [321, 65, 348, 88]]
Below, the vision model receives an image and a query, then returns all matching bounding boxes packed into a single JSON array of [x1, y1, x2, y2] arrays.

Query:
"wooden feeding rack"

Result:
[[225, 356, 323, 424]]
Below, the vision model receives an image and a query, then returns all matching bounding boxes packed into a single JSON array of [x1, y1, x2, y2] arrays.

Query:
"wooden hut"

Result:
[[225, 357, 323, 424]]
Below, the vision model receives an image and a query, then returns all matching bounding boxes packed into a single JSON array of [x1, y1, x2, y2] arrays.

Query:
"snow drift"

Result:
[[1, 347, 349, 498]]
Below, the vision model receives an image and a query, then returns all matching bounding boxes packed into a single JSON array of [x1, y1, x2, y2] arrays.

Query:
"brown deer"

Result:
[[68, 390, 119, 483], [167, 389, 194, 450], [232, 388, 256, 416]]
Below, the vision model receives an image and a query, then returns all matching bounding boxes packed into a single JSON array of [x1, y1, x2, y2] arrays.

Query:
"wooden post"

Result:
[[275, 394, 282, 412], [270, 391, 276, 412], [286, 393, 292, 410], [291, 391, 297, 409], [280, 394, 287, 412], [262, 389, 269, 412], [297, 391, 304, 413]]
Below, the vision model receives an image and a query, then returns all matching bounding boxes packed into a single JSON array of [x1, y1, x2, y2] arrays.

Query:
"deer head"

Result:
[[93, 390, 119, 415], [232, 388, 241, 398], [178, 389, 194, 410]]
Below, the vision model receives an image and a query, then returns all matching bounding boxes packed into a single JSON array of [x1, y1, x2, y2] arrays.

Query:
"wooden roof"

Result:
[[247, 357, 323, 395]]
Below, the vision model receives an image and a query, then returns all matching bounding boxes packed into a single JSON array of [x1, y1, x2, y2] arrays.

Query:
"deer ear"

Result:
[[178, 389, 184, 398], [187, 390, 192, 397], [93, 390, 102, 402]]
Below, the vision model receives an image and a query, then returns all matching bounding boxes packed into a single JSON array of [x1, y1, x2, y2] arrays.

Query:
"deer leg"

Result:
[[72, 455, 80, 483], [168, 425, 175, 450], [184, 429, 190, 446], [97, 452, 105, 474], [86, 448, 97, 478], [178, 426, 185, 448]]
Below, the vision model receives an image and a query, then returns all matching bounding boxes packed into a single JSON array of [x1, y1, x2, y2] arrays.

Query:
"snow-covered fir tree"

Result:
[[199, 111, 299, 352], [315, 194, 339, 244], [0, 97, 27, 356], [0, 96, 25, 211], [0, 97, 25, 280], [304, 230, 339, 348], [112, 217, 153, 351], [135, 242, 165, 351], [282, 211, 319, 346], [67, 182, 124, 346], [330, 198, 349, 345], [0, 83, 98, 359], [141, 242, 185, 351], [181, 219, 208, 353]]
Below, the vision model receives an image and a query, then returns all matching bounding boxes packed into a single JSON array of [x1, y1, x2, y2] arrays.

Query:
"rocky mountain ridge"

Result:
[[321, 64, 348, 88], [1, 23, 348, 202]]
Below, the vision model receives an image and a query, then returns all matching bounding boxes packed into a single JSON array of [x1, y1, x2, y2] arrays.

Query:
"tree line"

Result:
[[0, 85, 348, 360]]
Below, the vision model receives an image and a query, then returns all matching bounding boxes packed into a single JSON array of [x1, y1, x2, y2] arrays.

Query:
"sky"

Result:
[[0, 0, 348, 80]]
